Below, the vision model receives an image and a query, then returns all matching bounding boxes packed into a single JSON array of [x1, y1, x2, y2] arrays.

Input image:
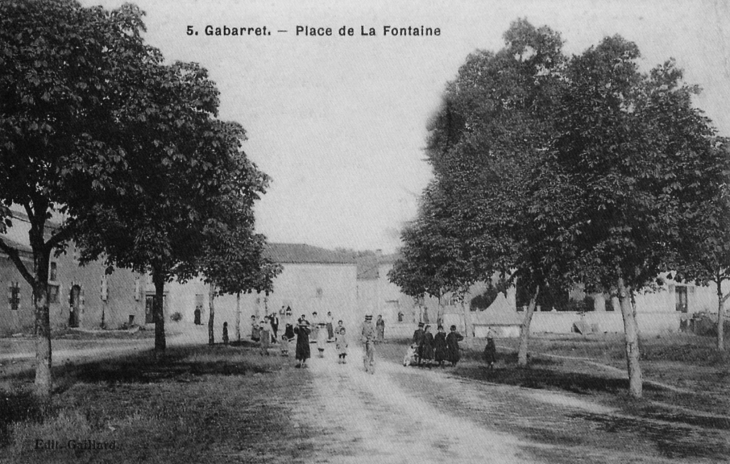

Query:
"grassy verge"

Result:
[[0, 345, 318, 464], [485, 333, 730, 415]]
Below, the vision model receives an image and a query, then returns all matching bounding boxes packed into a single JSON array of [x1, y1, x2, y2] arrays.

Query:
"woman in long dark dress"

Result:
[[445, 325, 464, 367], [433, 326, 447, 368], [419, 325, 435, 368], [294, 319, 311, 368]]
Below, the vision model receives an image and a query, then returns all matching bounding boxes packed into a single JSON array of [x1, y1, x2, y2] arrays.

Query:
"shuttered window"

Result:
[[8, 282, 20, 311]]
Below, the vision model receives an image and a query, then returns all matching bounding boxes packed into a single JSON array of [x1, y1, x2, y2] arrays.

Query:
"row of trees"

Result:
[[390, 19, 730, 397], [0, 0, 279, 399]]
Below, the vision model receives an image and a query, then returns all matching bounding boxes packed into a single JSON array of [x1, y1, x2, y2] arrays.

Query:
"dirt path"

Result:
[[291, 344, 532, 464]]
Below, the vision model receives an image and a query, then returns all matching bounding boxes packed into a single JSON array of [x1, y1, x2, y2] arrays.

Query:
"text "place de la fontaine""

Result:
[[187, 25, 442, 37]]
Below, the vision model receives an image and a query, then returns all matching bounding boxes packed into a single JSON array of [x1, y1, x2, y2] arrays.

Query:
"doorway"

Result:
[[145, 294, 167, 323], [69, 285, 81, 328]]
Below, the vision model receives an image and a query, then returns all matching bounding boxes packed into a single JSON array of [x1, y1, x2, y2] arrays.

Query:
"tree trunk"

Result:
[[618, 278, 642, 398], [33, 273, 52, 399], [235, 291, 241, 342], [717, 274, 725, 351], [152, 268, 166, 358], [208, 282, 216, 345], [460, 300, 474, 349], [518, 285, 540, 366], [31, 237, 52, 400]]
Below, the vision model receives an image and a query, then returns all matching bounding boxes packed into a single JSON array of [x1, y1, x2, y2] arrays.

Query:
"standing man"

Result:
[[270, 312, 279, 341], [376, 315, 385, 343], [326, 311, 335, 341], [361, 314, 376, 374], [412, 322, 425, 366]]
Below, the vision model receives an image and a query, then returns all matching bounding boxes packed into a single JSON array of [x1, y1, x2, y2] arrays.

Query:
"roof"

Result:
[[377, 253, 400, 265], [0, 236, 33, 256], [357, 254, 379, 280], [265, 243, 356, 265], [471, 293, 523, 326]]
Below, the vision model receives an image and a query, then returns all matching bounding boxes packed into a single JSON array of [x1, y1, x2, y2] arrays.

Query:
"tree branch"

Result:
[[45, 228, 72, 255], [0, 238, 36, 286]]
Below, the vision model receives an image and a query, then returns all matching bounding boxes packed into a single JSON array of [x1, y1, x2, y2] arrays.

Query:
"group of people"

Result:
[[235, 306, 497, 372], [288, 313, 350, 368], [406, 322, 465, 368]]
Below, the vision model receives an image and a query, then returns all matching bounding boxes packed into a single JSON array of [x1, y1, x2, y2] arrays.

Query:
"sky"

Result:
[[82, 0, 730, 253]]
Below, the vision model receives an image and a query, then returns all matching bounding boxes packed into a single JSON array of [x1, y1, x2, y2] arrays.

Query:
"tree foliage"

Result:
[[0, 0, 167, 398], [0, 0, 273, 393], [393, 19, 729, 396]]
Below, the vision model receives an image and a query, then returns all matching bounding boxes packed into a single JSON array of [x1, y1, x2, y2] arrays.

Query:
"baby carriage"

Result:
[[403, 344, 418, 367]]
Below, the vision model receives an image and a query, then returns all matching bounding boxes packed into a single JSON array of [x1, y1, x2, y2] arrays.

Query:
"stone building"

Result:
[[1, 211, 146, 335]]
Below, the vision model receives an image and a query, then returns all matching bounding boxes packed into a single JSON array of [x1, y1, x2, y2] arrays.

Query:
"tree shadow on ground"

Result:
[[573, 412, 730, 460], [453, 352, 661, 395], [3, 345, 272, 395], [60, 346, 269, 387], [0, 389, 44, 447]]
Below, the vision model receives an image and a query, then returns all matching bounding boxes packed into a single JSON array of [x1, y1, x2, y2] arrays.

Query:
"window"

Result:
[[48, 284, 60, 304], [8, 282, 20, 311], [676, 286, 688, 313], [100, 276, 108, 301], [49, 262, 57, 282]]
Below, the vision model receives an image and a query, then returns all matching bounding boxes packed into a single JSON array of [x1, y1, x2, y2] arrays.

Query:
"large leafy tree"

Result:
[[396, 21, 728, 399], [544, 37, 728, 396], [195, 198, 282, 345], [392, 20, 570, 363], [75, 80, 270, 358], [0, 0, 163, 398], [670, 141, 730, 351], [388, 182, 480, 336]]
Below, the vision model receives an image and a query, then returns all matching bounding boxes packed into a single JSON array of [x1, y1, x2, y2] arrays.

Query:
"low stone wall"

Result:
[[529, 311, 681, 335], [384, 323, 416, 339]]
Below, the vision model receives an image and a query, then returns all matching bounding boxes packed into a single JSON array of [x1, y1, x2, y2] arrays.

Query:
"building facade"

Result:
[[1, 212, 147, 335]]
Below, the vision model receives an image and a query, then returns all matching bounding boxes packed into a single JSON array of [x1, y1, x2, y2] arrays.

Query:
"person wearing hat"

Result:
[[376, 315, 385, 343], [483, 329, 496, 370], [446, 324, 464, 367], [361, 314, 376, 374], [434, 325, 448, 368], [412, 322, 425, 366]]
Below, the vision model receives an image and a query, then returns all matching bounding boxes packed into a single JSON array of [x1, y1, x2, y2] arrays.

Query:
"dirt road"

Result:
[[291, 344, 532, 464]]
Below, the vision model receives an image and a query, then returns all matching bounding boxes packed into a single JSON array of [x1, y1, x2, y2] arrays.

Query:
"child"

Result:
[[483, 330, 496, 369], [222, 322, 229, 345], [259, 320, 271, 356], [335, 324, 348, 364], [280, 334, 290, 356], [403, 344, 418, 367], [316, 322, 327, 357]]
